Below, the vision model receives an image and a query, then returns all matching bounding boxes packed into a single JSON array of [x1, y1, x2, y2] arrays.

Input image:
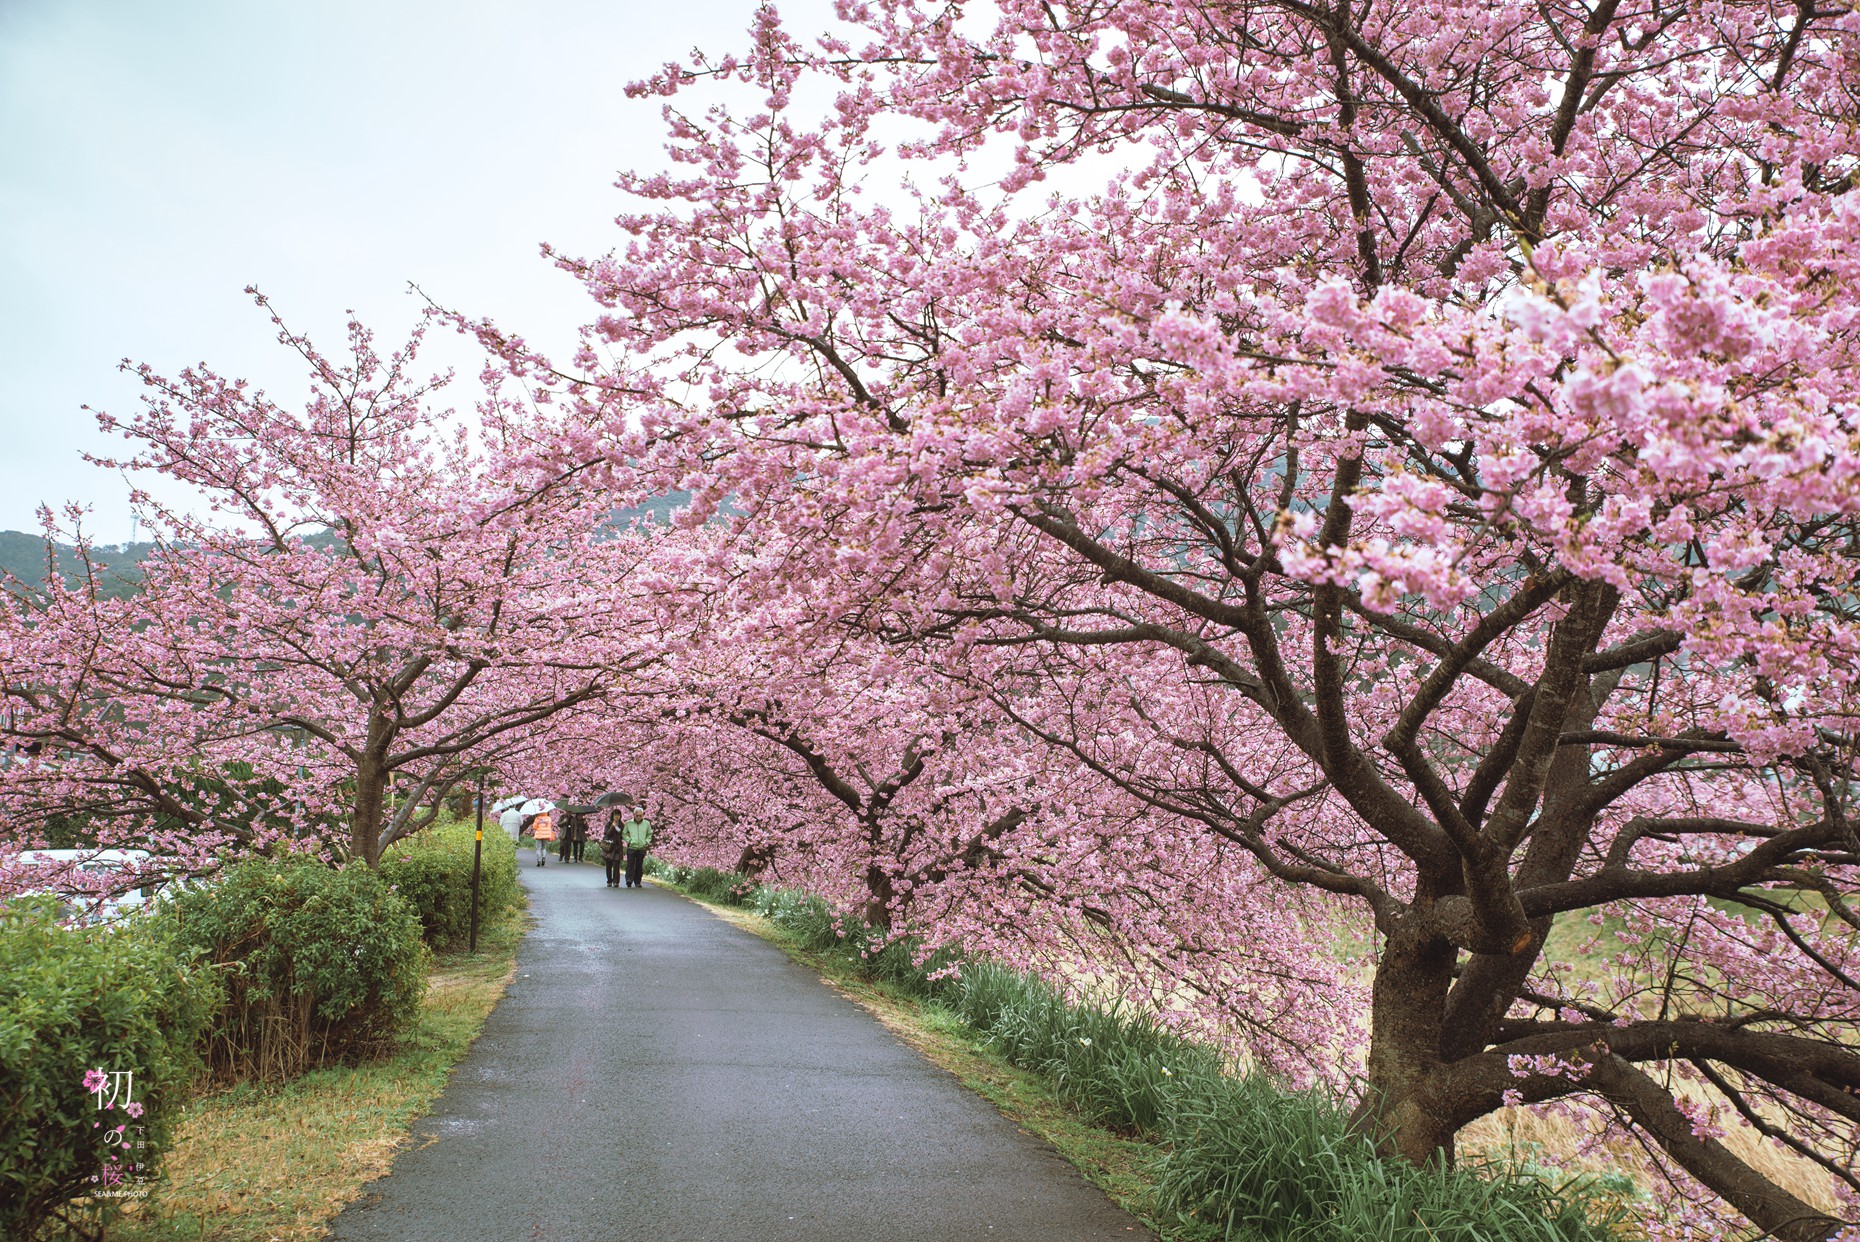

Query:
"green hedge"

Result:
[[378, 819, 520, 948], [163, 857, 427, 1082], [0, 898, 218, 1241]]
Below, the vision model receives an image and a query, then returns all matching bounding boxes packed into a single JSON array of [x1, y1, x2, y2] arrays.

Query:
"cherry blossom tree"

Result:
[[0, 296, 664, 869], [525, 557, 1363, 1076], [520, 1, 1860, 1234], [695, 640, 1041, 931], [547, 543, 1059, 929]]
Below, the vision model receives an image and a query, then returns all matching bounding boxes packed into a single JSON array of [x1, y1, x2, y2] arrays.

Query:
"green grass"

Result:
[[103, 904, 525, 1242]]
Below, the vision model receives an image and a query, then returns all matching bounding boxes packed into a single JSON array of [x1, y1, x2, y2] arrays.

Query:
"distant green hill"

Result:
[[0, 531, 152, 599], [602, 490, 695, 535], [0, 495, 695, 602]]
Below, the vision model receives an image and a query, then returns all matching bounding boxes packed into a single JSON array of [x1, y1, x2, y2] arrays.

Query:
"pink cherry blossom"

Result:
[[512, 2, 1860, 1235]]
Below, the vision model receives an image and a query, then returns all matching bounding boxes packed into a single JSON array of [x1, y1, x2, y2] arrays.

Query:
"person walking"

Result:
[[621, 808, 653, 889], [567, 812, 589, 863], [601, 813, 626, 888], [498, 801, 524, 844], [529, 809, 556, 868]]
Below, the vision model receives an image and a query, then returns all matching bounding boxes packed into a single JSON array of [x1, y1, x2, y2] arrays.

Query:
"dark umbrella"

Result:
[[561, 791, 631, 814]]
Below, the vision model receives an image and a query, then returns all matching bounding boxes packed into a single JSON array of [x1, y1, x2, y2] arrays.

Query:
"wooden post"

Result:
[[469, 772, 485, 953]]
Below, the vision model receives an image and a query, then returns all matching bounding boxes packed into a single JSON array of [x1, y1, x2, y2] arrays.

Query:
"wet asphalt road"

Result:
[[326, 855, 1154, 1242]]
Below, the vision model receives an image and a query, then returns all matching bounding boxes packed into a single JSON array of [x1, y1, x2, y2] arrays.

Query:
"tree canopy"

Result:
[[5, 2, 1860, 1236]]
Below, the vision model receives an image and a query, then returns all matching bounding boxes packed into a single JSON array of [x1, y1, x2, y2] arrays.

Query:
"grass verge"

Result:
[[107, 905, 524, 1242]]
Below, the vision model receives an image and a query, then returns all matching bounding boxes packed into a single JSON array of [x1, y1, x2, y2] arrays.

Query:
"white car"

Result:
[[12, 848, 157, 921]]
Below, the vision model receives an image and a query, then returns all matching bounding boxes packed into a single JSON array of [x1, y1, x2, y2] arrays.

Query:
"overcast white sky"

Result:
[[0, 0, 825, 540]]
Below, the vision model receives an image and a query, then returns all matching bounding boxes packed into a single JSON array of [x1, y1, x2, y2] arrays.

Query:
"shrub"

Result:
[[644, 857, 686, 884], [0, 898, 218, 1241], [377, 819, 519, 948], [683, 866, 756, 905], [752, 886, 847, 952], [163, 857, 427, 1082]]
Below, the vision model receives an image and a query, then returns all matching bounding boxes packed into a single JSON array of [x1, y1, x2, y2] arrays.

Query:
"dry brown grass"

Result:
[[1460, 1084, 1845, 1223], [918, 902, 1851, 1233]]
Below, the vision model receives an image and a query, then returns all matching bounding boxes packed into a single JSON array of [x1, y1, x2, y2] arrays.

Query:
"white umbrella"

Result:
[[517, 798, 554, 816], [492, 796, 528, 814]]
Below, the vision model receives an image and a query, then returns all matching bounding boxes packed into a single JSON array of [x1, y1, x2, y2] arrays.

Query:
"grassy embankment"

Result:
[[107, 903, 524, 1242], [1219, 894, 1845, 1223]]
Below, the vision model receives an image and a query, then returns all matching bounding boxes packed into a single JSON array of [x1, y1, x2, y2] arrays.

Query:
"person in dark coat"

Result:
[[601, 813, 626, 888]]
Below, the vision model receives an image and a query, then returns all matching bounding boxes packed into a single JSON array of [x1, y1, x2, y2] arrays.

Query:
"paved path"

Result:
[[327, 855, 1154, 1241]]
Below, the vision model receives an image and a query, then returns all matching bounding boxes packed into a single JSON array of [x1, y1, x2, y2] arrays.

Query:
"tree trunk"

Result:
[[351, 748, 392, 867], [348, 706, 397, 867], [1355, 933, 1843, 1242], [1351, 928, 1461, 1163], [734, 841, 776, 880], [862, 861, 895, 930]]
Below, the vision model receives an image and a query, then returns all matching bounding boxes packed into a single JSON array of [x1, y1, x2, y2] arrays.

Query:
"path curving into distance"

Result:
[[326, 856, 1154, 1242]]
